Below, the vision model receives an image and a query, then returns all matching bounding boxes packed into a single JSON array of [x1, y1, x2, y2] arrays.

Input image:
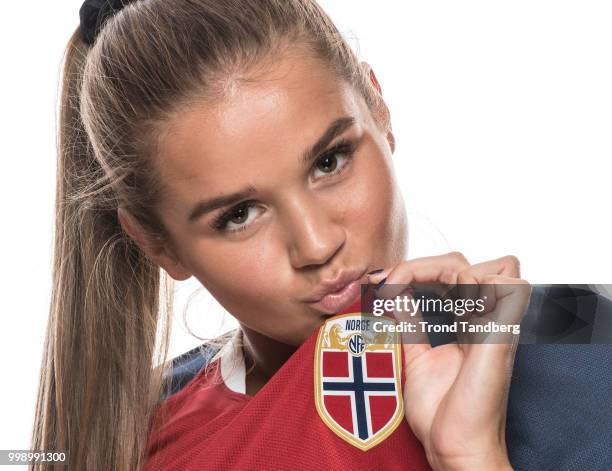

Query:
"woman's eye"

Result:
[[229, 206, 249, 224], [312, 144, 354, 180], [213, 202, 262, 232]]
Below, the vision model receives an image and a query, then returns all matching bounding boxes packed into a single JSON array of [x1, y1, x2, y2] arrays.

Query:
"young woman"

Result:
[[31, 1, 531, 469]]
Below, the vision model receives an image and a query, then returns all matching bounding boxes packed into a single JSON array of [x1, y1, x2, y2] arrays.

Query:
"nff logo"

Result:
[[347, 333, 365, 356]]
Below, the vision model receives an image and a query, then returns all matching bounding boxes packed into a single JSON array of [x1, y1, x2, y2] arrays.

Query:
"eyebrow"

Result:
[[300, 116, 357, 167], [187, 116, 357, 223], [188, 186, 257, 222]]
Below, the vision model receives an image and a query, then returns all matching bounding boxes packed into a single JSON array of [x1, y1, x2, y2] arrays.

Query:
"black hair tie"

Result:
[[79, 0, 135, 45]]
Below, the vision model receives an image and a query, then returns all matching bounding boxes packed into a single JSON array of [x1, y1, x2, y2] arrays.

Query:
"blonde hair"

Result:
[[32, 1, 387, 469]]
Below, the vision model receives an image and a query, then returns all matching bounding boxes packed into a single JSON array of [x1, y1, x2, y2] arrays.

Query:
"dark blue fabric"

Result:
[[506, 287, 612, 470], [161, 342, 220, 399], [506, 343, 612, 470]]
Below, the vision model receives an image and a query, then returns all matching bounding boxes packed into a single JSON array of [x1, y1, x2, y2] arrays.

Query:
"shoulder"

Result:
[[507, 285, 612, 470]]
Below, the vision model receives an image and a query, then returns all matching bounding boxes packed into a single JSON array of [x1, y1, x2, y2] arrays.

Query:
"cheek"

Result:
[[188, 235, 311, 345], [347, 150, 399, 233], [340, 145, 407, 262], [186, 234, 286, 312]]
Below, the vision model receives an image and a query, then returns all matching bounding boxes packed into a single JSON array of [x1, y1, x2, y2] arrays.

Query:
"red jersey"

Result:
[[145, 300, 430, 470]]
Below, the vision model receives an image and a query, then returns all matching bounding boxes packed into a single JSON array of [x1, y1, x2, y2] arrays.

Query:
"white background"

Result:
[[0, 0, 610, 458]]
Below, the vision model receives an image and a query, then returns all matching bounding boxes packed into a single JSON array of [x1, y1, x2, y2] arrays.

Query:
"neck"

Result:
[[239, 324, 297, 395]]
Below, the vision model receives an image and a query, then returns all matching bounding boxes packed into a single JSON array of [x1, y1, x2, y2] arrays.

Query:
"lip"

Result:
[[304, 268, 366, 315]]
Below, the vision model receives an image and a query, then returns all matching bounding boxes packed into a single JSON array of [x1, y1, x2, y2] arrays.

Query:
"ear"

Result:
[[367, 63, 383, 95], [361, 61, 396, 154], [117, 207, 193, 281]]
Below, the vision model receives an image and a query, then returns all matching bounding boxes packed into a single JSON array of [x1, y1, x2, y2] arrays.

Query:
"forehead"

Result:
[[154, 52, 366, 203]]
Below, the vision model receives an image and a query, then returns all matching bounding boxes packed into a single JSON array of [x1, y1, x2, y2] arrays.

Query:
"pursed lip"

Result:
[[303, 267, 367, 314]]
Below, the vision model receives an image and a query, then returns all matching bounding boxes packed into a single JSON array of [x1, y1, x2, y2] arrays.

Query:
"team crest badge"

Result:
[[314, 313, 404, 451]]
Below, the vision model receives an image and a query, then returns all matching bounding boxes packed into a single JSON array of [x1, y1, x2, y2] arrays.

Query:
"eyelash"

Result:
[[211, 139, 356, 233]]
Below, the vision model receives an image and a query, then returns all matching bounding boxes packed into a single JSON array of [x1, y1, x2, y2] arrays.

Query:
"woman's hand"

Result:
[[367, 252, 530, 471]]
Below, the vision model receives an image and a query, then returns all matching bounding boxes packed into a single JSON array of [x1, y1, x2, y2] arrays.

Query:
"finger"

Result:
[[459, 255, 521, 282], [486, 276, 531, 328], [455, 275, 526, 407], [456, 255, 522, 315], [461, 276, 530, 345], [369, 252, 471, 299]]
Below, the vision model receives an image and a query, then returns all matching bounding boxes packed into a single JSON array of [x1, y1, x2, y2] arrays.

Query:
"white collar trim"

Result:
[[211, 329, 246, 394]]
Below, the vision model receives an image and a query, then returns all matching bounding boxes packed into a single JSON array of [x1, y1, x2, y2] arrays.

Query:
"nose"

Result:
[[282, 193, 346, 270]]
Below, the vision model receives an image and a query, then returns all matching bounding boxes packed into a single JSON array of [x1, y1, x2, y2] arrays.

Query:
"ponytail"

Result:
[[32, 0, 391, 468], [30, 28, 173, 470]]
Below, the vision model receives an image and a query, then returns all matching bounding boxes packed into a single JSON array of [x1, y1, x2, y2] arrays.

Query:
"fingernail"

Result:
[[367, 268, 384, 276], [374, 277, 387, 290]]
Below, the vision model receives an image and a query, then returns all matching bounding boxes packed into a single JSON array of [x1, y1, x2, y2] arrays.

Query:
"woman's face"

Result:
[[153, 51, 407, 346]]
